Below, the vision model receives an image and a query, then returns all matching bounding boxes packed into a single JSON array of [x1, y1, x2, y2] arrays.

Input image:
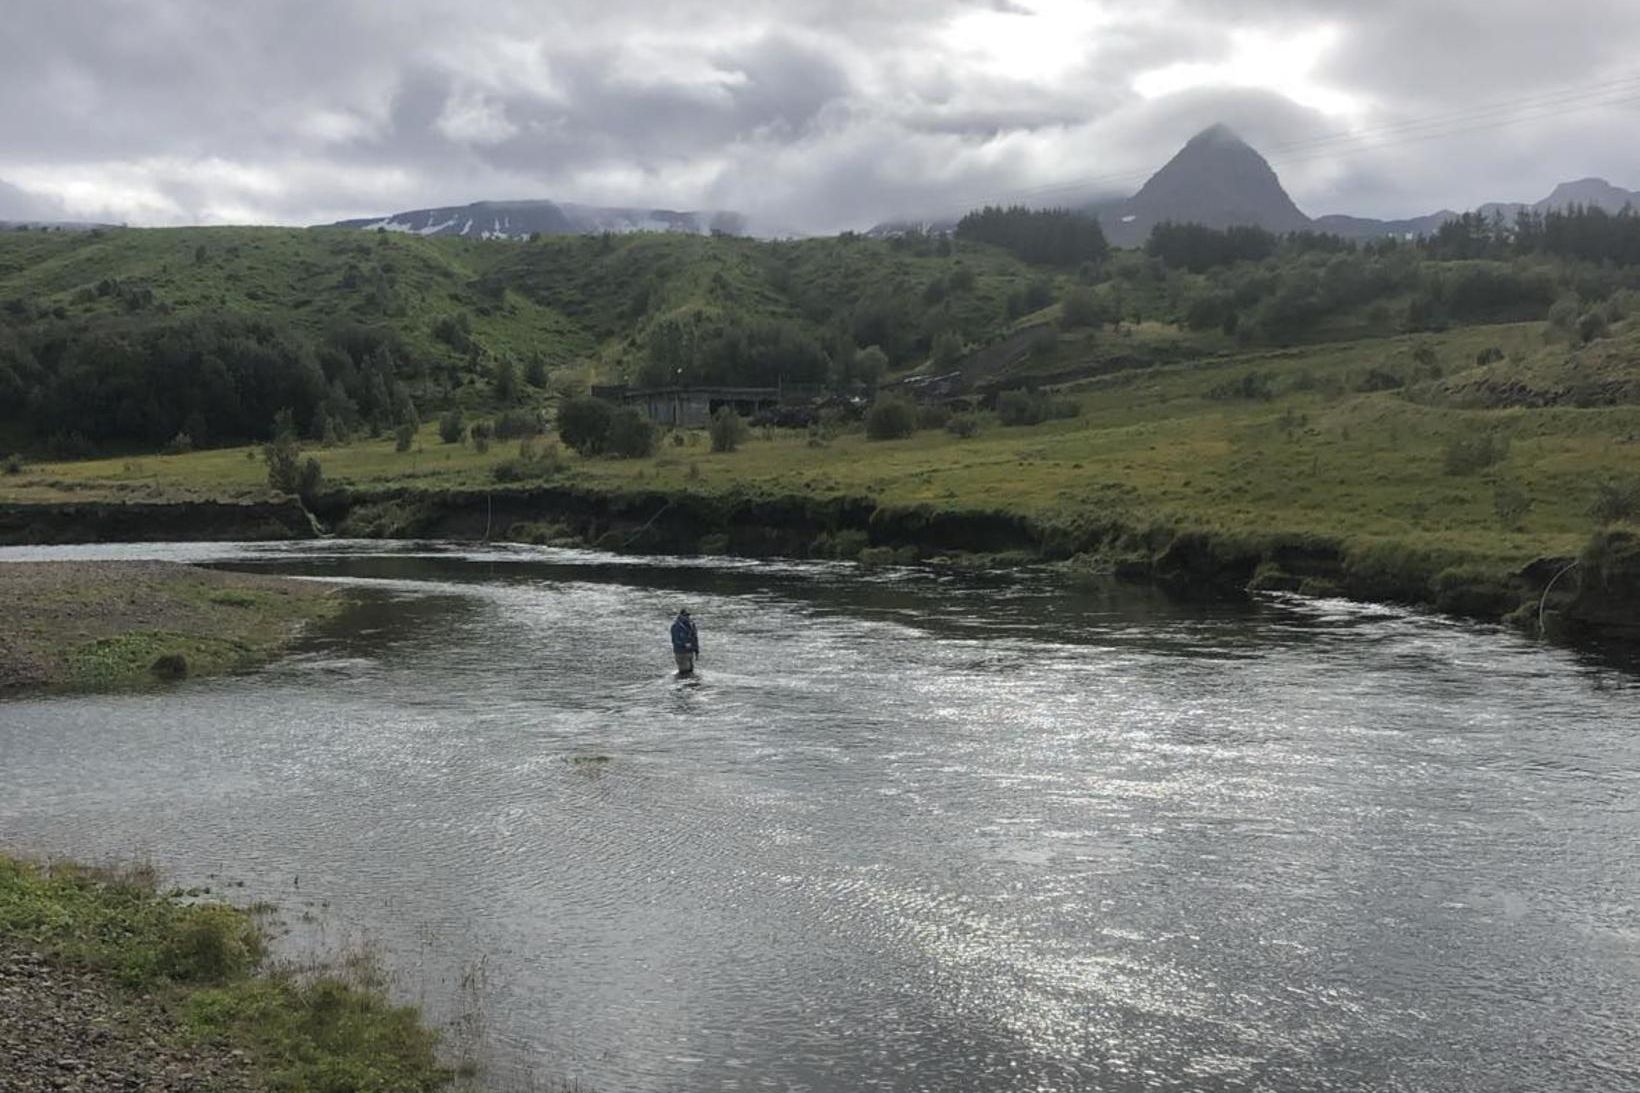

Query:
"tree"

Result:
[[557, 396, 616, 455], [709, 406, 750, 453], [606, 407, 658, 458], [931, 330, 965, 369], [1060, 286, 1103, 328], [851, 345, 888, 388], [438, 408, 465, 444], [865, 397, 916, 440], [955, 205, 1109, 266], [493, 356, 520, 404]]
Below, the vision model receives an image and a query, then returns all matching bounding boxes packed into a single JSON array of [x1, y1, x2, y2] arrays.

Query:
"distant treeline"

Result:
[[955, 206, 1110, 267], [1136, 207, 1640, 342], [0, 314, 420, 453]]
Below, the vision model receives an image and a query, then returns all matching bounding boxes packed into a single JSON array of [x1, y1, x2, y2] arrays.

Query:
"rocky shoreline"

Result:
[[0, 942, 253, 1092]]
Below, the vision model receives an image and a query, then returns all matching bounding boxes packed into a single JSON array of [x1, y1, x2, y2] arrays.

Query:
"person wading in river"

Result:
[[671, 607, 700, 676]]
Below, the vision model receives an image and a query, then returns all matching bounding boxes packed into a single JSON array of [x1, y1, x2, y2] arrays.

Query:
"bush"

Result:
[[1060, 286, 1102, 328], [163, 431, 194, 455], [263, 436, 302, 493], [437, 409, 465, 444], [296, 456, 323, 501], [709, 406, 750, 453], [916, 403, 952, 431], [1578, 309, 1610, 344], [1, 453, 21, 475], [393, 423, 415, 452], [470, 420, 492, 453], [946, 413, 980, 438], [1476, 346, 1505, 365], [1206, 372, 1275, 401], [492, 438, 566, 482], [996, 388, 1080, 426], [606, 407, 658, 458], [492, 408, 543, 439], [865, 397, 917, 440], [1590, 477, 1640, 524], [161, 905, 264, 984], [558, 396, 616, 455], [1442, 433, 1509, 476]]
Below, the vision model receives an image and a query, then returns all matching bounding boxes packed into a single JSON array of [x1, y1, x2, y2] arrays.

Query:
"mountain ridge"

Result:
[[328, 199, 749, 240]]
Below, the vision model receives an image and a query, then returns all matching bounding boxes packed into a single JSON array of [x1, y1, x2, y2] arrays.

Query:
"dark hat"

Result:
[[678, 607, 690, 616]]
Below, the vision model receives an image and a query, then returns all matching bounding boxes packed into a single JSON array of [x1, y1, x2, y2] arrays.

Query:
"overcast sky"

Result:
[[3, 0, 1640, 232]]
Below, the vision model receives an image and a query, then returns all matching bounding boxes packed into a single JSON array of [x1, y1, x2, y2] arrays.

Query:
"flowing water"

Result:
[[2, 541, 1639, 1092]]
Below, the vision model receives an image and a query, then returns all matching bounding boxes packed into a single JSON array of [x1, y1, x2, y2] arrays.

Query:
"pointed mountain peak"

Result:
[[1096, 125, 1311, 244], [1186, 123, 1248, 148]]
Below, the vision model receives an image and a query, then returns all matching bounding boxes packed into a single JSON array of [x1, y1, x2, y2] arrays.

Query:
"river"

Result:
[[2, 541, 1638, 1092]]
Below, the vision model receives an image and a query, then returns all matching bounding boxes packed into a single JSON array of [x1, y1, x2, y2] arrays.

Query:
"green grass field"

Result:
[[6, 317, 1636, 573]]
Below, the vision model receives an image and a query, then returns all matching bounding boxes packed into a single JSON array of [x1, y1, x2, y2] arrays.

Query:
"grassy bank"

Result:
[[5, 320, 1634, 559], [0, 562, 343, 691], [0, 853, 448, 1091], [0, 317, 1636, 635]]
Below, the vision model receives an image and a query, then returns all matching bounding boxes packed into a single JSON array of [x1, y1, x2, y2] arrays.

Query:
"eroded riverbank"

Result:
[[4, 486, 1638, 647]]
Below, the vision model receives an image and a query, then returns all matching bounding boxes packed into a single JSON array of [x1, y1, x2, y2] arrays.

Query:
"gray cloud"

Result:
[[0, 0, 1637, 230]]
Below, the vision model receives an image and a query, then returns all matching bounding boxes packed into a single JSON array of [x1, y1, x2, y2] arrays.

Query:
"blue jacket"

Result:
[[670, 615, 699, 653]]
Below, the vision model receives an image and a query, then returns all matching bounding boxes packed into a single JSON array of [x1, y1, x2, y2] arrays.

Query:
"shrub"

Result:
[[263, 436, 302, 493], [470, 420, 492, 453], [1060, 286, 1102, 328], [1206, 372, 1275, 401], [492, 408, 543, 439], [996, 388, 1080, 426], [1, 453, 21, 475], [865, 397, 916, 440], [1578, 309, 1610, 344], [162, 905, 265, 984], [945, 413, 980, 438], [931, 330, 965, 368], [558, 396, 616, 455], [606, 407, 658, 458], [1355, 369, 1405, 393], [492, 438, 566, 482], [393, 423, 415, 452], [296, 456, 323, 501], [163, 431, 194, 455], [524, 355, 549, 387], [150, 653, 189, 680], [1547, 294, 1581, 333], [709, 406, 750, 453], [1590, 477, 1640, 524], [916, 403, 952, 431], [437, 409, 465, 444], [1442, 433, 1509, 476], [1476, 346, 1506, 365]]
